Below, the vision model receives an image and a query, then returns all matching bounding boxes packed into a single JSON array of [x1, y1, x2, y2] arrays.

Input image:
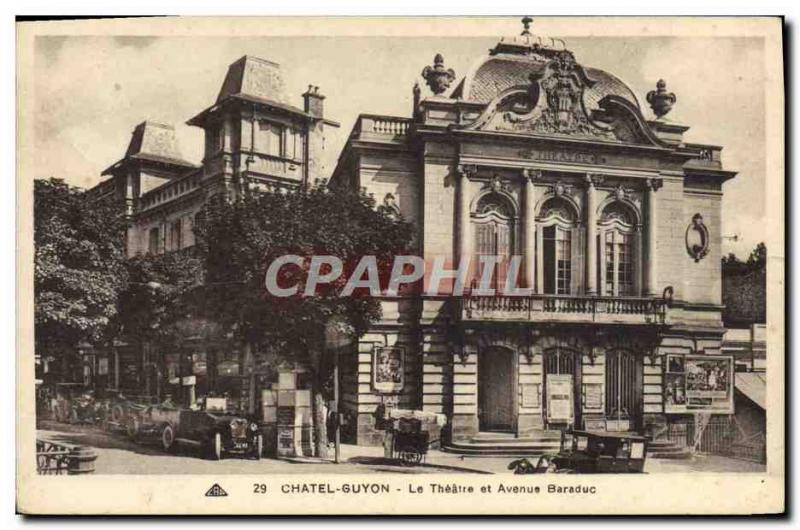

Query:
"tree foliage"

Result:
[[194, 181, 415, 361], [116, 249, 205, 348], [722, 242, 766, 276], [34, 178, 128, 355]]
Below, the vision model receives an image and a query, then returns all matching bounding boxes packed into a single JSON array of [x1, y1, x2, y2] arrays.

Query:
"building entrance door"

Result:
[[605, 350, 643, 431], [543, 348, 582, 429], [478, 347, 514, 432]]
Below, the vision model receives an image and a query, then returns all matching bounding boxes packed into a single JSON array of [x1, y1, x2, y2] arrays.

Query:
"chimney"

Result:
[[303, 85, 325, 118]]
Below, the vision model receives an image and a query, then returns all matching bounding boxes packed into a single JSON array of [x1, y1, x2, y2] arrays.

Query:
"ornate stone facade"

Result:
[[331, 22, 737, 446]]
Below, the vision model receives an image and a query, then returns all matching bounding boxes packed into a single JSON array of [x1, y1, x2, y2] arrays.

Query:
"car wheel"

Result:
[[254, 435, 263, 460], [209, 432, 222, 460], [161, 423, 175, 452]]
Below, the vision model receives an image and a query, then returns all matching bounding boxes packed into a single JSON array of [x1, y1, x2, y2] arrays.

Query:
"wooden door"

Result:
[[478, 347, 514, 431], [605, 350, 643, 431]]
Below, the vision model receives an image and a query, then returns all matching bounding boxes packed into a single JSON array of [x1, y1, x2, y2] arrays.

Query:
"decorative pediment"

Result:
[[460, 53, 671, 148]]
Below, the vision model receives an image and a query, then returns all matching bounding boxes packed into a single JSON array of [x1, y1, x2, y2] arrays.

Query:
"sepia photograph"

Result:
[[15, 15, 784, 515]]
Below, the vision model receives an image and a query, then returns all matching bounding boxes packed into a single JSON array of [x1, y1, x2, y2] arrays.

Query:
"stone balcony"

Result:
[[460, 294, 667, 325]]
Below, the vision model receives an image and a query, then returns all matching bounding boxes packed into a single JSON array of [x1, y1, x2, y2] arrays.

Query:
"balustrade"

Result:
[[462, 294, 666, 324]]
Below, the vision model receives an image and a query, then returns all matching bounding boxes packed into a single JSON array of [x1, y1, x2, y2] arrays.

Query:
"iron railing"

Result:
[[36, 438, 98, 475]]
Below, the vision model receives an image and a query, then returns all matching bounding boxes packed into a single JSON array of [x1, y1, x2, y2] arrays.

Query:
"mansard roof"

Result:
[[188, 55, 312, 127], [102, 121, 197, 176]]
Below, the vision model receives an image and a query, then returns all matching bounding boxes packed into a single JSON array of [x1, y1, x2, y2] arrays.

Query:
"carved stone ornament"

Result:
[[523, 168, 543, 182], [422, 54, 456, 95], [647, 177, 664, 192], [526, 51, 609, 138], [685, 213, 710, 262], [456, 163, 477, 179], [586, 173, 604, 187], [646, 79, 677, 119], [548, 180, 573, 198]]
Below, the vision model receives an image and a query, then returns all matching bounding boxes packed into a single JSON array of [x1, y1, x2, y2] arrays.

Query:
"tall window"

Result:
[[170, 219, 183, 251], [538, 198, 578, 295], [599, 202, 638, 296], [472, 192, 515, 291], [148, 227, 160, 255], [543, 226, 572, 294]]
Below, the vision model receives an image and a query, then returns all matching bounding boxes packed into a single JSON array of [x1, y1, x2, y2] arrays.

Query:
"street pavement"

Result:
[[36, 421, 766, 475]]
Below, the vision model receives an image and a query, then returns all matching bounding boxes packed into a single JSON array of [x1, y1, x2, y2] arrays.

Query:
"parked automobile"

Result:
[[52, 384, 107, 424], [509, 429, 649, 474], [133, 397, 263, 460]]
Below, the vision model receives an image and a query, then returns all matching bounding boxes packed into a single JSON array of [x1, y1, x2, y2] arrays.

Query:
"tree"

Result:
[[34, 178, 128, 374], [194, 181, 414, 456], [721, 242, 767, 326]]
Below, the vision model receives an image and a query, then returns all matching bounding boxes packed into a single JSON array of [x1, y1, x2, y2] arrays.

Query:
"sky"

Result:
[[33, 32, 766, 258]]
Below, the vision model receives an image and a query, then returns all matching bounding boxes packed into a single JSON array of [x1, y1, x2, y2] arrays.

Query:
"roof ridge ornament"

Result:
[[646, 79, 677, 119], [421, 54, 456, 96], [521, 16, 533, 36]]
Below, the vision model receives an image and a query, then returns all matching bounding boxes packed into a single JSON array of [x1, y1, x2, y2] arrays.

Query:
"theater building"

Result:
[[331, 22, 738, 446]]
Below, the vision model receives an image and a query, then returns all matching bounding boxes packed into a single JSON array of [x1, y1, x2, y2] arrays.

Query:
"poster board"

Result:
[[521, 383, 540, 408], [546, 374, 574, 423], [664, 355, 733, 413], [372, 345, 405, 394], [582, 383, 603, 412]]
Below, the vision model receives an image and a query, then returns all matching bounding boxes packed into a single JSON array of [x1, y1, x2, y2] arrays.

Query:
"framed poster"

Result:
[[664, 355, 733, 413], [546, 374, 574, 423], [521, 383, 540, 408], [372, 345, 405, 394], [582, 383, 603, 411]]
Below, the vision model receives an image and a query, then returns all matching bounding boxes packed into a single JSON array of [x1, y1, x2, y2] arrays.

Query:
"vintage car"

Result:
[[509, 430, 648, 474], [106, 395, 151, 437], [51, 383, 107, 424], [132, 397, 263, 460]]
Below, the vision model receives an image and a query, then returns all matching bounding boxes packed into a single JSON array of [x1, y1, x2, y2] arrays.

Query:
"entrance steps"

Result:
[[443, 431, 562, 457], [647, 439, 693, 460]]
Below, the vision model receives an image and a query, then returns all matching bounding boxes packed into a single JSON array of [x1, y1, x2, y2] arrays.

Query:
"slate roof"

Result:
[[102, 121, 196, 175]]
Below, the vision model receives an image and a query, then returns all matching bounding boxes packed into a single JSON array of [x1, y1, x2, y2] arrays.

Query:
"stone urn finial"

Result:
[[521, 16, 533, 35], [646, 79, 677, 119], [421, 54, 456, 95]]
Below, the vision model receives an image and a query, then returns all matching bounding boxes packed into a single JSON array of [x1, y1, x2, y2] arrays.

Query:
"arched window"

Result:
[[472, 192, 516, 291], [598, 202, 639, 297], [537, 197, 580, 295]]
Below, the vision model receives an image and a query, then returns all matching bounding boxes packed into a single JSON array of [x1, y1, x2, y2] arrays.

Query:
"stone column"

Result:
[[456, 164, 474, 276], [646, 178, 663, 296], [585, 174, 601, 295], [522, 169, 540, 289]]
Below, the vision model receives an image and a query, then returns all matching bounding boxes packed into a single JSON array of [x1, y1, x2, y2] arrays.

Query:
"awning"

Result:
[[735, 372, 766, 410]]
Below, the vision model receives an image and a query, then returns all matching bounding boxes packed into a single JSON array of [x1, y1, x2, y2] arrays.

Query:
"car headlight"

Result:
[[250, 422, 258, 432]]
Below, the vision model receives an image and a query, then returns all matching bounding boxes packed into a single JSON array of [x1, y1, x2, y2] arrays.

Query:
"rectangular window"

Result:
[[257, 120, 284, 157], [543, 226, 571, 295], [605, 232, 615, 295], [603, 230, 634, 296], [617, 233, 633, 296], [171, 219, 183, 251], [148, 227, 160, 254]]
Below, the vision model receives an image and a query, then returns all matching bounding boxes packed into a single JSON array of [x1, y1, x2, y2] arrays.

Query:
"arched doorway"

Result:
[[478, 346, 515, 431], [543, 347, 582, 428], [605, 349, 643, 431]]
